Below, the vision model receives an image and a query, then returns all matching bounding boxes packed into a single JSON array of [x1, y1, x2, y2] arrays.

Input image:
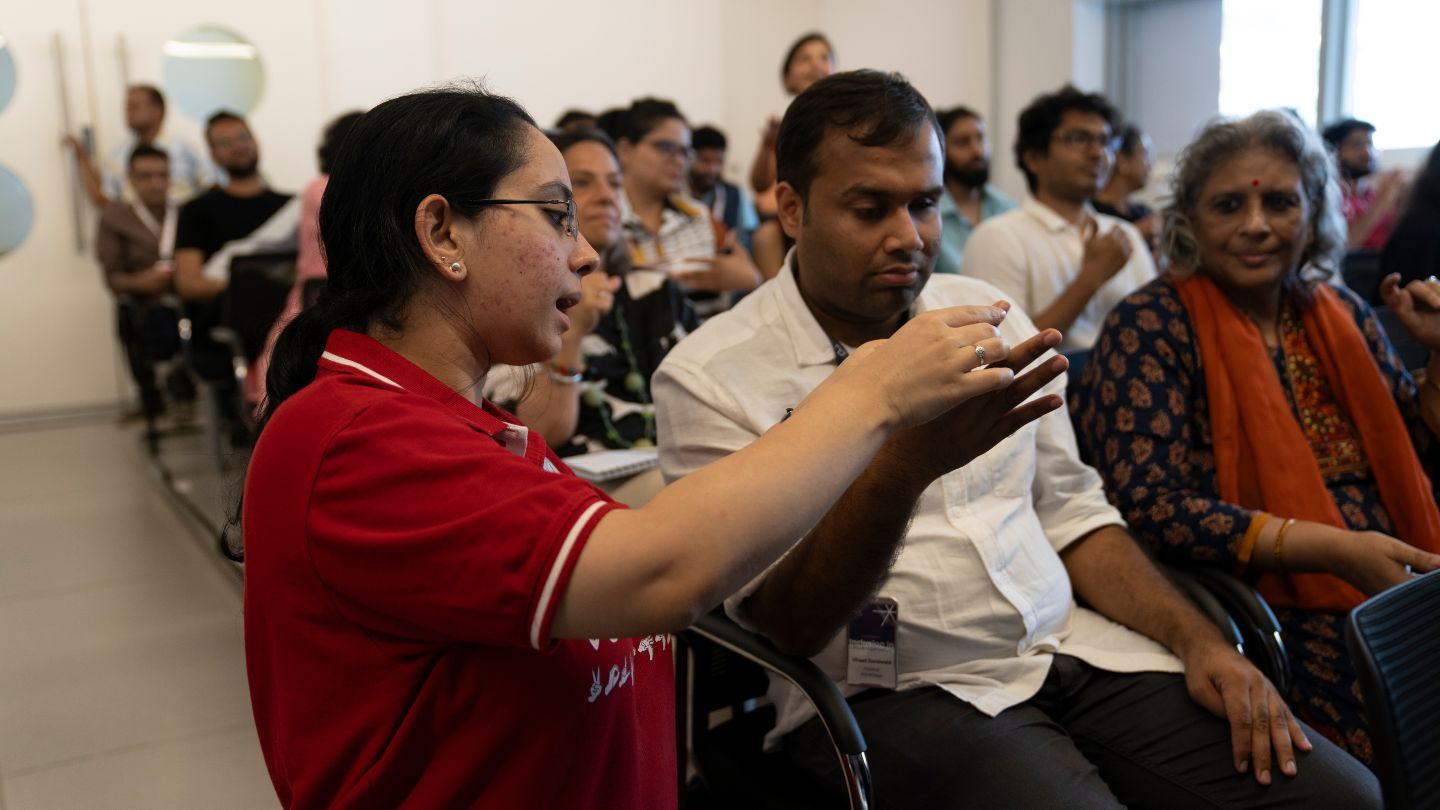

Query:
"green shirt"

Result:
[[934, 184, 1017, 275]]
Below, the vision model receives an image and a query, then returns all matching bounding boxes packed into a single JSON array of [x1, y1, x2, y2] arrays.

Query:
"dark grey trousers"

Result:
[[785, 655, 1380, 809]]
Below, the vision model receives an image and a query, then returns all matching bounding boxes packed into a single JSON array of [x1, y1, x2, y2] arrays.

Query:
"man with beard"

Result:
[[174, 111, 292, 426], [1322, 118, 1410, 250], [933, 106, 1015, 275], [962, 86, 1154, 351], [653, 70, 1379, 809], [174, 111, 292, 303]]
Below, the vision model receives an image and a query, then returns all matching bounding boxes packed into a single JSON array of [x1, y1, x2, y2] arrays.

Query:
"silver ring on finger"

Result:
[[973, 344, 987, 363]]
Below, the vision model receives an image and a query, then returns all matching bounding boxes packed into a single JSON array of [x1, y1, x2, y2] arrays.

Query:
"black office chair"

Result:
[[208, 251, 296, 441], [677, 610, 872, 810], [1342, 249, 1385, 304], [1346, 571, 1440, 810]]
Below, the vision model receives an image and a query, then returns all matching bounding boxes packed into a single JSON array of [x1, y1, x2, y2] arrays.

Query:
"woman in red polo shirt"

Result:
[[242, 86, 1053, 809]]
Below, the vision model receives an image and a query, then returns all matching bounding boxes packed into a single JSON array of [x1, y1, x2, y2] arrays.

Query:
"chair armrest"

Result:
[[1166, 566, 1245, 655], [690, 610, 866, 756], [1176, 565, 1291, 694]]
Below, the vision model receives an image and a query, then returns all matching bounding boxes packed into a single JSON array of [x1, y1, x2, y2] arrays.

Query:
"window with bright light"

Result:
[[1349, 0, 1440, 150], [1219, 0, 1323, 125]]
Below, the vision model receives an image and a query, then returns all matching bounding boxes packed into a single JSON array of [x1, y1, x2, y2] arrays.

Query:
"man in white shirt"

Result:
[[962, 85, 1155, 351], [654, 70, 1378, 809], [64, 84, 214, 207]]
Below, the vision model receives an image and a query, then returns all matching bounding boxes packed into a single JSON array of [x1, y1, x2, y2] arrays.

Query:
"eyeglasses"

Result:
[[1053, 130, 1123, 153], [475, 198, 578, 240], [645, 139, 696, 161]]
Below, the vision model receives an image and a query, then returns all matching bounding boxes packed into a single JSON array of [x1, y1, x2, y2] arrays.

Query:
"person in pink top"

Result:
[[251, 112, 364, 407]]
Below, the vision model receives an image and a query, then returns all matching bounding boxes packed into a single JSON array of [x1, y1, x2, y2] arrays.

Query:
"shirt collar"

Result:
[[1022, 196, 1093, 233], [773, 251, 933, 368], [317, 329, 513, 439]]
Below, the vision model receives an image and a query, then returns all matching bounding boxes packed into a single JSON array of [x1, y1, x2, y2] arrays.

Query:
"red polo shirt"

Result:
[[243, 330, 676, 809]]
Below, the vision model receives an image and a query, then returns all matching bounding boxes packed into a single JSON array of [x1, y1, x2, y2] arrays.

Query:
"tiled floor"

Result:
[[0, 419, 275, 809]]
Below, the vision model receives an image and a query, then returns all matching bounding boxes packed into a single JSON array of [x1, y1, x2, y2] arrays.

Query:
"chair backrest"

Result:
[[224, 251, 297, 361], [1346, 571, 1440, 810], [1343, 249, 1385, 304]]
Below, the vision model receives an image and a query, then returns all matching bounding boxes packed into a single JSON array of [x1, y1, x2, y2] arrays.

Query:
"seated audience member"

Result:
[[253, 111, 365, 406], [655, 71, 1379, 810], [748, 32, 836, 276], [554, 109, 598, 134], [616, 98, 759, 318], [1381, 140, 1440, 286], [95, 145, 194, 419], [1092, 124, 1161, 250], [64, 84, 213, 207], [509, 128, 696, 454], [963, 85, 1156, 351], [242, 85, 1021, 808], [174, 111, 293, 429], [1323, 118, 1410, 251], [1076, 110, 1440, 765], [933, 106, 1016, 275], [689, 125, 760, 255]]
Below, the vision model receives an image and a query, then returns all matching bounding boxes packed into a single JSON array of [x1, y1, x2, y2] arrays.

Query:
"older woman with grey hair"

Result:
[[1075, 110, 1440, 765]]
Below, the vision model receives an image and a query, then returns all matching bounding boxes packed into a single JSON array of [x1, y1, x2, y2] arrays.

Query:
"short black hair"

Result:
[[776, 69, 940, 202], [129, 84, 165, 112], [1014, 84, 1119, 192], [595, 107, 627, 141], [317, 111, 365, 175], [782, 32, 833, 81], [205, 110, 248, 142], [615, 98, 686, 144], [549, 127, 619, 162], [555, 109, 596, 129], [1321, 118, 1375, 149], [128, 143, 169, 168], [1118, 124, 1146, 157], [936, 106, 981, 138], [692, 126, 727, 152]]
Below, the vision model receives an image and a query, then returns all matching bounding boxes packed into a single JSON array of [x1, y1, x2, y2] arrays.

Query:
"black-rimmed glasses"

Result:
[[475, 198, 578, 240]]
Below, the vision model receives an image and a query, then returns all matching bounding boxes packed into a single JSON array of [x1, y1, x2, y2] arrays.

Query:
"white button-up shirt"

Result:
[[961, 197, 1156, 351], [654, 259, 1180, 743]]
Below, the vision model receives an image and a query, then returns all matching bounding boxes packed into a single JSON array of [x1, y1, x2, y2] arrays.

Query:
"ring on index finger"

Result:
[[973, 345, 987, 363]]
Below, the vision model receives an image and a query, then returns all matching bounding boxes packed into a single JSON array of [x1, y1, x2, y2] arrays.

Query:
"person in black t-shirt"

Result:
[[174, 110, 291, 405], [175, 111, 291, 301]]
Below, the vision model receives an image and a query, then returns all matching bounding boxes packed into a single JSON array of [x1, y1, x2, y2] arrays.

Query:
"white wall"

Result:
[[1123, 0, 1222, 158]]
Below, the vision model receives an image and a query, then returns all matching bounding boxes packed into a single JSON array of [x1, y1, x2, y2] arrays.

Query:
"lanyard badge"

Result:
[[846, 597, 898, 689]]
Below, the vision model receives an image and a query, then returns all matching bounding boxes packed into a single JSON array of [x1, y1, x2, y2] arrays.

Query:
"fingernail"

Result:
[[1259, 770, 1270, 784], [1285, 760, 1296, 775], [1237, 761, 1248, 773]]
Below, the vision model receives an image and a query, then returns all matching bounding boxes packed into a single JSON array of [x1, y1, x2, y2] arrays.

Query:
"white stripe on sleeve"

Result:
[[530, 500, 609, 649]]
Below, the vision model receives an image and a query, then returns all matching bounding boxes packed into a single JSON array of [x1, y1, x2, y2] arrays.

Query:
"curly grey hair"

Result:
[[1160, 110, 1347, 292]]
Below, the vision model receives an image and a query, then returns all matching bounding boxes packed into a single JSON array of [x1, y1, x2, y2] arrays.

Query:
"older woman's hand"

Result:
[[1380, 273, 1440, 353]]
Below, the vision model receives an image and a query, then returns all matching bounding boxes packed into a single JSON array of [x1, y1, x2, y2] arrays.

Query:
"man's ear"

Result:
[[413, 193, 467, 281], [776, 182, 805, 241]]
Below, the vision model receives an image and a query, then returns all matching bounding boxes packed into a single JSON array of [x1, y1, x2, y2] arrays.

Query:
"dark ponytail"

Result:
[[255, 84, 537, 436], [226, 86, 537, 561]]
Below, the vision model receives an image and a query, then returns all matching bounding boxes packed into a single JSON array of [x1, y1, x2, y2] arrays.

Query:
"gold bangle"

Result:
[[1273, 518, 1296, 570]]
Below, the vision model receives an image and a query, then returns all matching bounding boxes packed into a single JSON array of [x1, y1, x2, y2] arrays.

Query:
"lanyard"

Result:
[[131, 201, 178, 260]]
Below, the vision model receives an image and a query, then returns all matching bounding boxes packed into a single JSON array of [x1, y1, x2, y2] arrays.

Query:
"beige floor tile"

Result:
[[2, 725, 276, 810]]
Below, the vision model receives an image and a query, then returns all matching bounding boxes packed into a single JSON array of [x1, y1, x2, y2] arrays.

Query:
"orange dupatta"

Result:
[[1176, 275, 1440, 613]]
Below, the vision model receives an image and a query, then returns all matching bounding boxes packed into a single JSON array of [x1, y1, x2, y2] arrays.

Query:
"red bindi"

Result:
[[1252, 179, 1260, 187]]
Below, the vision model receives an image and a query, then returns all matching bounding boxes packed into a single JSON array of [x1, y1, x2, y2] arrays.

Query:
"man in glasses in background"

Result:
[[962, 85, 1155, 351]]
